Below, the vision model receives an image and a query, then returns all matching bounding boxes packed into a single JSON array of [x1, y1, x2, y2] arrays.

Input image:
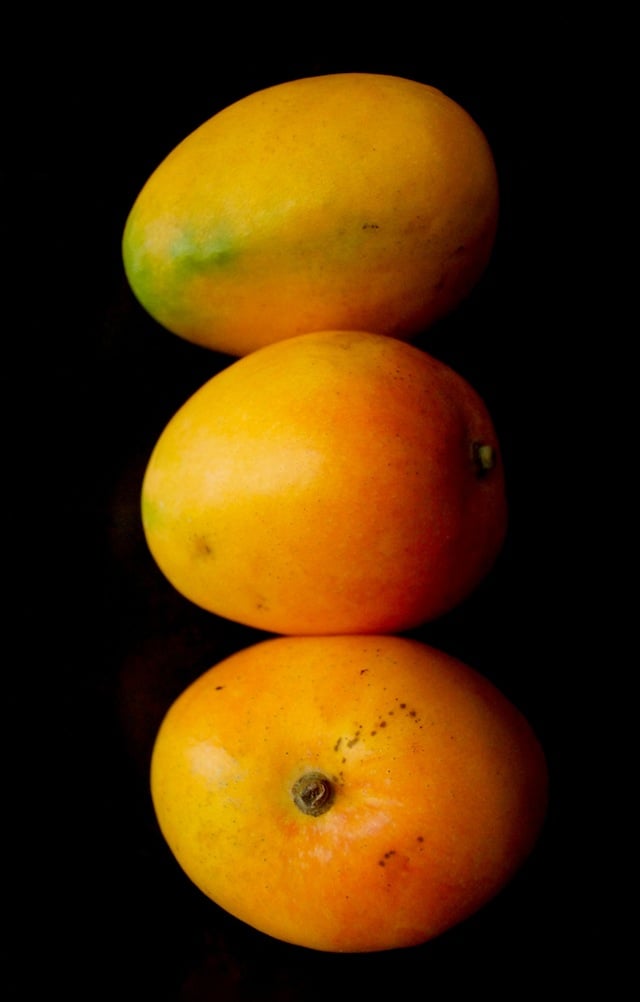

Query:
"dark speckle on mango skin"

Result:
[[336, 698, 423, 753], [192, 534, 214, 558], [327, 697, 431, 872], [378, 850, 397, 867]]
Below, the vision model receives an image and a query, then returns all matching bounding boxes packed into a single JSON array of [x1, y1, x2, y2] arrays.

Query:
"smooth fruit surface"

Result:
[[141, 330, 508, 635], [150, 635, 548, 952], [122, 72, 499, 356]]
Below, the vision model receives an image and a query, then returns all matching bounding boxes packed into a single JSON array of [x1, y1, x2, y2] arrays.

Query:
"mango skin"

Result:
[[140, 330, 508, 636], [150, 635, 548, 952], [122, 73, 499, 356]]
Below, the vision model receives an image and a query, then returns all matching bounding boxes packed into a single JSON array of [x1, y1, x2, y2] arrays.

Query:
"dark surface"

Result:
[[13, 22, 617, 1000]]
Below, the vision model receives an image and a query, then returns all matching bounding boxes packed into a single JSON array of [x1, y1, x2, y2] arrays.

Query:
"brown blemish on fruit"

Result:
[[292, 772, 335, 817], [192, 535, 213, 558], [378, 850, 397, 867], [346, 726, 362, 748]]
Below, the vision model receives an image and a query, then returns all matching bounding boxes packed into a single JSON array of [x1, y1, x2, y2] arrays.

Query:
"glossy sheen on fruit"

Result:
[[150, 635, 548, 953], [122, 73, 499, 356], [141, 330, 508, 635]]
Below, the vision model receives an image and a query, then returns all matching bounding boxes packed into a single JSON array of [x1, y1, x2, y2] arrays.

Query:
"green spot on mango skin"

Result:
[[472, 441, 496, 478], [140, 495, 161, 530], [124, 214, 247, 335], [170, 227, 239, 276]]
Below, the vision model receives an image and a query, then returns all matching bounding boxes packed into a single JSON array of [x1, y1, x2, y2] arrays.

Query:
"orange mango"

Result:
[[141, 330, 507, 635], [151, 635, 548, 952], [123, 73, 499, 356]]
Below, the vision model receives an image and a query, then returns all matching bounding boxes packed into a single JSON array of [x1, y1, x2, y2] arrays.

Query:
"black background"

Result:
[[11, 16, 617, 1000]]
